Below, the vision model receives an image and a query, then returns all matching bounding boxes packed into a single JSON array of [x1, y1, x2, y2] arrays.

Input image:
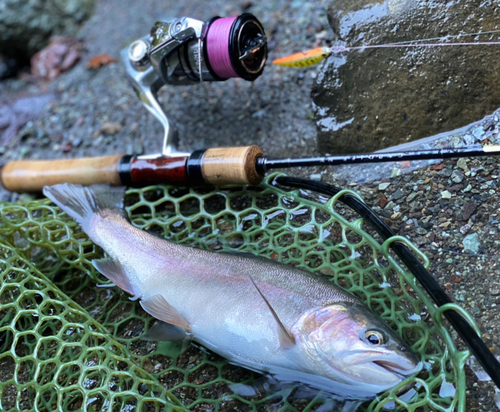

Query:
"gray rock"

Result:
[[391, 188, 405, 200], [384, 201, 396, 210], [415, 227, 428, 235], [440, 190, 452, 199], [0, 0, 95, 59], [463, 233, 480, 254], [460, 223, 472, 235], [406, 192, 418, 202], [438, 168, 453, 178], [462, 201, 477, 221], [0, 93, 56, 145], [457, 158, 469, 171], [313, 0, 500, 154], [451, 170, 464, 183]]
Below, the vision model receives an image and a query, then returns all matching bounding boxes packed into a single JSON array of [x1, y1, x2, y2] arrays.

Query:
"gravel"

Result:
[[315, 153, 500, 411], [1, 0, 500, 410]]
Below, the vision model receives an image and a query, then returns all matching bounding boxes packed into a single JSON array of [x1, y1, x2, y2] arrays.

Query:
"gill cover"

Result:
[[293, 303, 420, 389]]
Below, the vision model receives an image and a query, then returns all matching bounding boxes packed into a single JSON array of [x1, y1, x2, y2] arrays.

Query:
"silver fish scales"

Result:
[[44, 183, 421, 400]]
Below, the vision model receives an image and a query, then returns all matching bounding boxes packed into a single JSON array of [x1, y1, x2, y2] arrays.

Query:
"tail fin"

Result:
[[43, 184, 126, 231]]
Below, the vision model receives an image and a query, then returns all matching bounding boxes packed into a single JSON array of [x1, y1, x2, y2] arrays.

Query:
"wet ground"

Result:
[[1, 0, 500, 410], [313, 0, 500, 154]]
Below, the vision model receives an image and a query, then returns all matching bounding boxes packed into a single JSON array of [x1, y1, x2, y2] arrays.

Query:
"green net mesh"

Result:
[[0, 173, 473, 411]]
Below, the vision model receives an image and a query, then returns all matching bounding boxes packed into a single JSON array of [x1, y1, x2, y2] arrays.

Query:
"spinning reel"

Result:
[[122, 13, 267, 155]]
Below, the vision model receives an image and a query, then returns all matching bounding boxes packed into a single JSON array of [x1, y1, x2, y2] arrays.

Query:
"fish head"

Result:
[[293, 302, 421, 395]]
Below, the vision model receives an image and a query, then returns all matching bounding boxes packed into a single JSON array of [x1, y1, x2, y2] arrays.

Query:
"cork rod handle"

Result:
[[201, 146, 264, 186], [1, 155, 123, 193]]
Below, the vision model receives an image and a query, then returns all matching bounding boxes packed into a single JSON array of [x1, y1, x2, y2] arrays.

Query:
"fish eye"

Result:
[[364, 330, 385, 346]]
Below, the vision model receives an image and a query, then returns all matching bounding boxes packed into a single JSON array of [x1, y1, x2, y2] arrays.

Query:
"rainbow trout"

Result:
[[44, 184, 420, 400]]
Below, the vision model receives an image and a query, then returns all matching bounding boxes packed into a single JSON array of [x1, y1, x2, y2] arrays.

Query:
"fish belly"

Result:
[[92, 214, 301, 372]]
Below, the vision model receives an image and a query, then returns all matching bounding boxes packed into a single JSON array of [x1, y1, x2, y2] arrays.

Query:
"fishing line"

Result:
[[274, 29, 500, 66], [337, 29, 500, 53], [206, 17, 239, 79], [341, 40, 500, 53], [377, 29, 500, 46]]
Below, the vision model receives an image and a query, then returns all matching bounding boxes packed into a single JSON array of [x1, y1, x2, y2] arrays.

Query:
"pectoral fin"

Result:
[[248, 275, 295, 349], [140, 294, 190, 330], [142, 321, 188, 342], [93, 257, 135, 296]]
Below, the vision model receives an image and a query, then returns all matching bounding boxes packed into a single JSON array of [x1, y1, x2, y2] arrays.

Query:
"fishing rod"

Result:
[[3, 143, 500, 192], [4, 23, 500, 192]]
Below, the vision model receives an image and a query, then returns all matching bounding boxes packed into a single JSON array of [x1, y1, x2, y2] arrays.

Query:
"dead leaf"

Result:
[[380, 193, 388, 209], [429, 163, 444, 171], [31, 36, 83, 81], [60, 141, 73, 152], [401, 160, 411, 168], [87, 53, 117, 70]]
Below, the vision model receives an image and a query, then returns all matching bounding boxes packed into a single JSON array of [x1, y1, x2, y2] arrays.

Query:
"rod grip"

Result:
[[201, 146, 264, 186], [1, 155, 123, 193]]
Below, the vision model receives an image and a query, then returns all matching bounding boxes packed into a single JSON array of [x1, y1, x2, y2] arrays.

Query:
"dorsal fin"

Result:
[[248, 275, 295, 349]]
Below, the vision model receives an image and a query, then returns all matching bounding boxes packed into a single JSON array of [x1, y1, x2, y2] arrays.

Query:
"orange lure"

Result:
[[272, 47, 332, 67]]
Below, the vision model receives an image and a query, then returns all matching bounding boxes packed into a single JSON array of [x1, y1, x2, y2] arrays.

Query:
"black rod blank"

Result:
[[257, 145, 500, 172]]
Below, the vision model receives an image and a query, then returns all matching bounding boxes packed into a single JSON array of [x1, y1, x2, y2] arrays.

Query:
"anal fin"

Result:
[[140, 294, 190, 330], [93, 257, 135, 296]]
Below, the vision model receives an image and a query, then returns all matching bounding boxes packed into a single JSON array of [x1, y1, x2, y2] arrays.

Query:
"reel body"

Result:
[[121, 13, 267, 155]]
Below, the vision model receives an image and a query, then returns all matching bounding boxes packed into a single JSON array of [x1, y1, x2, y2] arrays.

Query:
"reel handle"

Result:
[[1, 146, 265, 192]]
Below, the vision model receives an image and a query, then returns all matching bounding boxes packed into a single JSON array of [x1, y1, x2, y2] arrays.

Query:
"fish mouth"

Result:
[[373, 360, 422, 378], [372, 360, 423, 396]]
